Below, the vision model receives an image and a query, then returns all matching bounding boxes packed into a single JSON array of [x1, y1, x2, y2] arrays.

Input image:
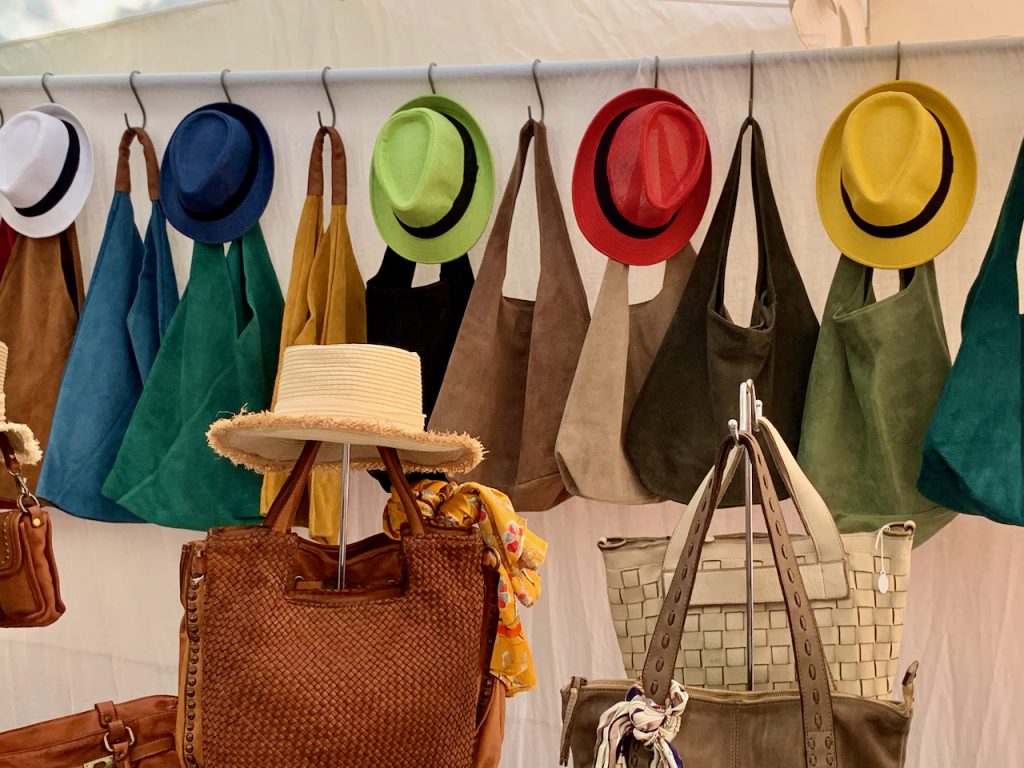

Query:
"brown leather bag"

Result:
[[177, 442, 502, 768], [560, 431, 916, 768], [0, 432, 63, 628], [0, 695, 178, 768]]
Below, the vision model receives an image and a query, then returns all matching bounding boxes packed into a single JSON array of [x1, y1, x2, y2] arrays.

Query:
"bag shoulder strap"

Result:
[[264, 442, 424, 535], [638, 432, 837, 768], [114, 128, 160, 201], [963, 136, 1024, 326], [306, 126, 348, 206], [474, 119, 536, 290], [663, 416, 845, 570]]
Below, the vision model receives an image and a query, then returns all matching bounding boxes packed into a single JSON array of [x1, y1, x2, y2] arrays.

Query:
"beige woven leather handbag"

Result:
[[601, 417, 914, 699]]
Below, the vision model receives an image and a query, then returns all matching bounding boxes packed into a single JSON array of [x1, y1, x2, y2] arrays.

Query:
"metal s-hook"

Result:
[[895, 40, 902, 80], [427, 62, 438, 94], [123, 70, 147, 130], [747, 50, 755, 119], [528, 59, 545, 123], [654, 55, 660, 89], [41, 72, 55, 103], [318, 66, 336, 129], [220, 68, 233, 104]]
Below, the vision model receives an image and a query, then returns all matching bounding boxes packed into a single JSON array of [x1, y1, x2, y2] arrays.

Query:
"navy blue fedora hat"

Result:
[[161, 102, 274, 243]]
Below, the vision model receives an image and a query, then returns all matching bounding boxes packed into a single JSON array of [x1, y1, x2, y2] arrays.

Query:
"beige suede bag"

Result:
[[600, 417, 914, 700], [555, 248, 695, 504]]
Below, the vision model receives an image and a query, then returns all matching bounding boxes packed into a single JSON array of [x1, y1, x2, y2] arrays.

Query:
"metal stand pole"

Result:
[[336, 442, 351, 590], [738, 379, 761, 692]]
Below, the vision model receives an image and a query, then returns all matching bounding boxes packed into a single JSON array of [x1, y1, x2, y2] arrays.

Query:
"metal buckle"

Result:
[[101, 726, 136, 753], [83, 757, 114, 768]]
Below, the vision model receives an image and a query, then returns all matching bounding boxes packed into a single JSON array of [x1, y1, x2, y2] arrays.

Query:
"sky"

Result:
[[0, 0, 204, 42]]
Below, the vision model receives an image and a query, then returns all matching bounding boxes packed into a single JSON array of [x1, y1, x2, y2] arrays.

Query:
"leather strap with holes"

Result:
[[633, 432, 838, 768], [113, 128, 160, 201], [305, 126, 348, 205]]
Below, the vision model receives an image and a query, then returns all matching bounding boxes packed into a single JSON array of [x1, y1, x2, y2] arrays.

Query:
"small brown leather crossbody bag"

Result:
[[0, 696, 178, 768], [0, 432, 63, 628]]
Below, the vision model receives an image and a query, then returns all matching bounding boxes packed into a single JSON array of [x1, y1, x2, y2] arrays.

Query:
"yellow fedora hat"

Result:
[[817, 80, 976, 269]]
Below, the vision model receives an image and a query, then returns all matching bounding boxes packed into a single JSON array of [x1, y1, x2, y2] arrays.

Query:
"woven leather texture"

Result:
[[193, 527, 486, 768], [603, 528, 912, 698]]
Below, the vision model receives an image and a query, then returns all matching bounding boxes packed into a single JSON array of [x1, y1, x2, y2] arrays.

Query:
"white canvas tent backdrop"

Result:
[[1, 36, 1023, 767]]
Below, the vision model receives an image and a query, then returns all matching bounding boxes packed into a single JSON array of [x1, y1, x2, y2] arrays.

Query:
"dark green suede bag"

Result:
[[625, 118, 819, 506], [918, 138, 1024, 526], [799, 255, 955, 545]]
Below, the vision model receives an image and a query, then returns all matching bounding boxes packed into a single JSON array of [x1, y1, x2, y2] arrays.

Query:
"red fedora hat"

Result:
[[573, 88, 712, 266]]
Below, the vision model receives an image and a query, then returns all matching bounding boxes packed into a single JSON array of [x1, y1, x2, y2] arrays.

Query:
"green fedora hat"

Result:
[[370, 94, 494, 264]]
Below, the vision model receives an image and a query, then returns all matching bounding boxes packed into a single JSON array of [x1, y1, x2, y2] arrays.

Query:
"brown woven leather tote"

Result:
[[177, 441, 501, 768], [560, 432, 916, 768], [0, 432, 63, 628], [0, 695, 178, 768]]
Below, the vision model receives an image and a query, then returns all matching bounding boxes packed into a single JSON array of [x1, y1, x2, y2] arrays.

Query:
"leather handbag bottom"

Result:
[[0, 696, 178, 768]]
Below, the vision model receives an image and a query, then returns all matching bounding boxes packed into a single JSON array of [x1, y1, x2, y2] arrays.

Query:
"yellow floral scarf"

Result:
[[384, 479, 547, 696]]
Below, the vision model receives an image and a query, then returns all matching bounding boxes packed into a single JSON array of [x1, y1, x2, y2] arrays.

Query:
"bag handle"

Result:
[[705, 118, 786, 311], [264, 442, 424, 536], [662, 416, 845, 572], [113, 127, 160, 201], [637, 432, 837, 768], [306, 126, 349, 206]]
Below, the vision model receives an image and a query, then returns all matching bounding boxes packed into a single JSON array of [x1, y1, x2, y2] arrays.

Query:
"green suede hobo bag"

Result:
[[626, 118, 819, 506], [918, 138, 1024, 526], [799, 256, 955, 545]]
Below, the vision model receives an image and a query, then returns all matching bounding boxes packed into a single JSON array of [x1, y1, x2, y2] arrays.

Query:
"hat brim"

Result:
[[161, 102, 275, 244], [817, 80, 977, 270], [370, 94, 494, 265], [207, 411, 484, 475], [0, 422, 41, 466], [0, 104, 94, 239], [572, 88, 712, 267]]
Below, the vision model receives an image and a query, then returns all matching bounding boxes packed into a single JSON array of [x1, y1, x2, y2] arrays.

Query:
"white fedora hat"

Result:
[[207, 344, 484, 475], [0, 341, 41, 465], [0, 104, 94, 238]]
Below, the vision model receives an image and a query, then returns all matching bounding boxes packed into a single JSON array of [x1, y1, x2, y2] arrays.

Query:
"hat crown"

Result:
[[841, 92, 944, 226], [607, 101, 707, 228], [170, 110, 254, 214], [372, 107, 465, 228], [0, 111, 71, 209], [274, 344, 425, 432]]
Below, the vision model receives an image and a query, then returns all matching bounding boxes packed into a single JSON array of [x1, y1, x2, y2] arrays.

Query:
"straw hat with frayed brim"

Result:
[[207, 344, 484, 474], [0, 341, 41, 466], [370, 94, 494, 264], [818, 80, 976, 270]]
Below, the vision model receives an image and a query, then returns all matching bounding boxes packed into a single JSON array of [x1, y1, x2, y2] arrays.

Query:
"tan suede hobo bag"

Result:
[[430, 119, 589, 511]]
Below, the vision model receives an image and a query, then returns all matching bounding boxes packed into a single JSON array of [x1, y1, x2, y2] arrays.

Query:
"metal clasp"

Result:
[[83, 757, 114, 768]]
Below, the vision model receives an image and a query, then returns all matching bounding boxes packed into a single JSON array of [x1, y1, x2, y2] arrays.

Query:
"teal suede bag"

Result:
[[918, 139, 1024, 525], [102, 225, 283, 529]]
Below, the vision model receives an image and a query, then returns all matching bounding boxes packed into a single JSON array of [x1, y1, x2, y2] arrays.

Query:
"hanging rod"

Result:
[[0, 36, 1018, 96]]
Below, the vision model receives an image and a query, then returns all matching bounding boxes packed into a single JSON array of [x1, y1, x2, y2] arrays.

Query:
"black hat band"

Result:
[[594, 108, 678, 241], [395, 114, 478, 240], [14, 120, 80, 219]]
